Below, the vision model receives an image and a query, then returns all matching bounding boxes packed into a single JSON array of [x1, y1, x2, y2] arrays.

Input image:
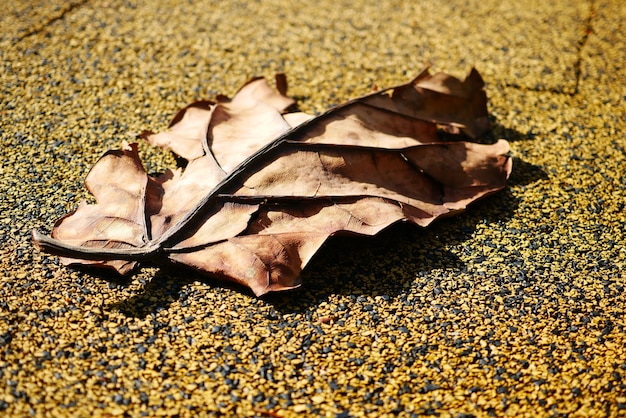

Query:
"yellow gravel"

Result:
[[1, 0, 625, 416]]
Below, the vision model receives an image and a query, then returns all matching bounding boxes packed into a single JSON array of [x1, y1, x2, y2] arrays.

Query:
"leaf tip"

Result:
[[31, 229, 46, 250]]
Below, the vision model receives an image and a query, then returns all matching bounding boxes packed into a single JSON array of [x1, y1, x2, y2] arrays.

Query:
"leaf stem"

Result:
[[31, 229, 159, 261]]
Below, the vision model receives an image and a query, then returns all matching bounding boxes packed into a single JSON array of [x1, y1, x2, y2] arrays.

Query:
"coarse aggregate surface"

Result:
[[1, 0, 625, 416]]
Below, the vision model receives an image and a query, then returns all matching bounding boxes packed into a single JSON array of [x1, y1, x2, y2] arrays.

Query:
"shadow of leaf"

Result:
[[107, 272, 190, 318]]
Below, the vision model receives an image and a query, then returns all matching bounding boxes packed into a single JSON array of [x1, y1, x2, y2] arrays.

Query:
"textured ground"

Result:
[[1, 0, 625, 416]]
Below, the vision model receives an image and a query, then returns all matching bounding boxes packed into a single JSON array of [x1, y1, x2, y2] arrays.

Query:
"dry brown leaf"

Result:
[[33, 68, 512, 296]]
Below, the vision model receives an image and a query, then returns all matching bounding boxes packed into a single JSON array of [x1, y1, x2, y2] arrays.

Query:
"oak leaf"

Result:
[[33, 69, 512, 296]]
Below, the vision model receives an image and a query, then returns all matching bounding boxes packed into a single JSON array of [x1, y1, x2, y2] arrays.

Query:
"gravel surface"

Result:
[[1, 0, 625, 416]]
